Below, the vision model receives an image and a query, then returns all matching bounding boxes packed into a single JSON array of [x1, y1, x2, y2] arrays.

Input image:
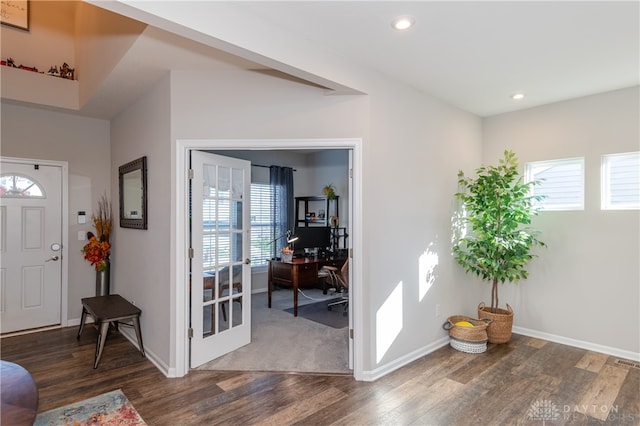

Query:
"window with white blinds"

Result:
[[525, 158, 585, 211], [250, 183, 275, 267], [601, 152, 640, 210]]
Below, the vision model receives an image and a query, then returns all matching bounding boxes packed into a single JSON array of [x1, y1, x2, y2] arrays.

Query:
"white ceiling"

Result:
[[232, 1, 639, 117], [80, 1, 639, 119]]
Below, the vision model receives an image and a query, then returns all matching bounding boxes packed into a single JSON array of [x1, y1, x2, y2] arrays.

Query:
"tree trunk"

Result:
[[491, 277, 499, 310]]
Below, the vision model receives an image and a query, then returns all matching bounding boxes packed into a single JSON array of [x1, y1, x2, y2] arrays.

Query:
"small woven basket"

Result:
[[442, 315, 493, 342], [449, 337, 487, 354]]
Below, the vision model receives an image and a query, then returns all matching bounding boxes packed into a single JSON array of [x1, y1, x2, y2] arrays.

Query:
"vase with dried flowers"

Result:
[[81, 194, 112, 295]]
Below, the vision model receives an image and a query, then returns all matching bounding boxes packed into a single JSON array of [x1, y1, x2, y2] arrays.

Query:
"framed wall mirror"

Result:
[[119, 156, 147, 229]]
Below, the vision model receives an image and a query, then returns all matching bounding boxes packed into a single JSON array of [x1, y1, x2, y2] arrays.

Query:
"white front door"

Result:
[[0, 160, 63, 333], [190, 151, 252, 367]]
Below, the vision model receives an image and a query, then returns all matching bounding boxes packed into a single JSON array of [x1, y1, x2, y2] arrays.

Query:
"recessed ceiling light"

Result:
[[391, 16, 415, 31], [511, 93, 525, 100]]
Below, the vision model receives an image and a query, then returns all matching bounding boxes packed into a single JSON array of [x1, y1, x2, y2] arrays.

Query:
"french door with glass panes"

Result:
[[190, 151, 251, 367]]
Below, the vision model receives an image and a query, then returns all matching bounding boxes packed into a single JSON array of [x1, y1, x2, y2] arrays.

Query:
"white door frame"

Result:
[[173, 139, 363, 380], [0, 156, 69, 333]]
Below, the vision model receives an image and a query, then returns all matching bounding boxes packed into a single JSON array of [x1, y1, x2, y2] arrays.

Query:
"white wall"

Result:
[[109, 75, 173, 368], [482, 87, 640, 357], [361, 79, 483, 370], [307, 150, 350, 230], [0, 103, 111, 320]]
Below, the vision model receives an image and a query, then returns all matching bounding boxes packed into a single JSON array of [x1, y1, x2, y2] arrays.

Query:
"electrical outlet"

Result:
[[435, 304, 441, 317]]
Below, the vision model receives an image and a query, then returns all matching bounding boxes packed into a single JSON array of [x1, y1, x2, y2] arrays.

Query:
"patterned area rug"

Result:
[[34, 389, 146, 426]]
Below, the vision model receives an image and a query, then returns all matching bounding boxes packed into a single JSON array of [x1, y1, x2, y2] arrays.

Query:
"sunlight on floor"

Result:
[[376, 281, 403, 363]]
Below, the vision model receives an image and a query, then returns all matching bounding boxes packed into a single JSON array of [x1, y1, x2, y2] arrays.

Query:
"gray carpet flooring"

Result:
[[196, 288, 350, 374]]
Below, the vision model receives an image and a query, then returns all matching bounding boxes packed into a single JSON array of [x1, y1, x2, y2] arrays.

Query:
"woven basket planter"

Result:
[[478, 303, 513, 344]]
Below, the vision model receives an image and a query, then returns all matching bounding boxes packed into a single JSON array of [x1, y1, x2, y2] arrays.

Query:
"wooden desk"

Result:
[[1, 360, 38, 426], [268, 257, 345, 316], [77, 294, 145, 369]]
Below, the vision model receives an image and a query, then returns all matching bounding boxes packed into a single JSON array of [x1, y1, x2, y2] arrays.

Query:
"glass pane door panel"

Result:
[[232, 296, 243, 327], [231, 200, 242, 230], [232, 168, 243, 199], [203, 274, 214, 302], [219, 300, 230, 332], [203, 304, 214, 337], [203, 165, 216, 195], [218, 167, 230, 198], [232, 233, 243, 262]]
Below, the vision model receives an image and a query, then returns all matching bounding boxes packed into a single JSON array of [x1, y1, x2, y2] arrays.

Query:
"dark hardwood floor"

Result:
[[1, 326, 638, 425]]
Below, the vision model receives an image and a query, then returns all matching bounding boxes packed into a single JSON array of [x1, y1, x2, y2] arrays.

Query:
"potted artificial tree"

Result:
[[453, 150, 545, 343]]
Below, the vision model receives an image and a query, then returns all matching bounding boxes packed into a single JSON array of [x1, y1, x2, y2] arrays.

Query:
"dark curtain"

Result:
[[270, 166, 294, 257]]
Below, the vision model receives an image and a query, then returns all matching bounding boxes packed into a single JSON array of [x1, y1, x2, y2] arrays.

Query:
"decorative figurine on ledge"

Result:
[[47, 65, 59, 76], [60, 62, 74, 80]]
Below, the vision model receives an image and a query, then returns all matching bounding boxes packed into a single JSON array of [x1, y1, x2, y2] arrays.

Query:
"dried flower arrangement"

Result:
[[82, 194, 112, 271]]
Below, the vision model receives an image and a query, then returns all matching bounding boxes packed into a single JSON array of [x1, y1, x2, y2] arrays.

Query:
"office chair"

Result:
[[318, 264, 338, 294], [327, 258, 349, 314]]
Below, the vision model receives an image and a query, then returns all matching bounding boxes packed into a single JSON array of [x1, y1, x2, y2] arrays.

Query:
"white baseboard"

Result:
[[67, 317, 93, 327], [513, 326, 640, 362], [119, 328, 172, 377], [360, 327, 639, 383], [361, 336, 450, 382]]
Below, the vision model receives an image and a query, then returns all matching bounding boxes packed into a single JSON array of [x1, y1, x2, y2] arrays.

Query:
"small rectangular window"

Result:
[[250, 183, 275, 267], [525, 158, 585, 211], [601, 152, 640, 210]]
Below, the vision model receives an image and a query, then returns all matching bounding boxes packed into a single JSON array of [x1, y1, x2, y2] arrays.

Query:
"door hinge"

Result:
[[349, 329, 354, 339], [188, 169, 194, 179], [349, 168, 353, 178], [188, 328, 194, 339], [349, 248, 353, 258], [188, 247, 194, 258]]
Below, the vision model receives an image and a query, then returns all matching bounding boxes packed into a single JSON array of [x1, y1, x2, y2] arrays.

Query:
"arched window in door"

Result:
[[0, 174, 45, 198]]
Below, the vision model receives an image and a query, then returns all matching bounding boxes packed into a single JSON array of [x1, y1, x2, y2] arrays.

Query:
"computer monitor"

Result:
[[293, 226, 330, 255]]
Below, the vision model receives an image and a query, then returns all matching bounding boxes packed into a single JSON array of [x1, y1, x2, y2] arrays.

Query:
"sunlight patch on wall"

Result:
[[376, 281, 403, 363], [451, 204, 468, 244], [419, 244, 438, 301]]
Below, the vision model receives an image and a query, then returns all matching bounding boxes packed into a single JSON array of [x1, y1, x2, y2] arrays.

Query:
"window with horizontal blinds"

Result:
[[250, 183, 274, 267], [526, 158, 585, 210], [602, 152, 640, 210]]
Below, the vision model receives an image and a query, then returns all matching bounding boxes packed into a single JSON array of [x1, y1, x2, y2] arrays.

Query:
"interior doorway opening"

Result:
[[174, 138, 363, 380]]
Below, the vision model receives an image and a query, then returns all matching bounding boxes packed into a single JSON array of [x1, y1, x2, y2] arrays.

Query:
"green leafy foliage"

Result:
[[453, 150, 546, 309]]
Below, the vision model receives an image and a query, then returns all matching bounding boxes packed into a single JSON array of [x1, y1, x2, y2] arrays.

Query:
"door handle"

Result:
[[46, 256, 60, 262], [244, 258, 251, 265]]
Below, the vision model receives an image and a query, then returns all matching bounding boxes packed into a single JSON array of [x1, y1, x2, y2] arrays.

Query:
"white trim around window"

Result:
[[601, 151, 640, 210], [525, 157, 585, 211]]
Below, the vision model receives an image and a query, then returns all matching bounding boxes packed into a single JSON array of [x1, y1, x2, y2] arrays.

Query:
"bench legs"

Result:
[[132, 317, 145, 357], [77, 312, 145, 368], [77, 307, 88, 339], [94, 321, 111, 369]]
